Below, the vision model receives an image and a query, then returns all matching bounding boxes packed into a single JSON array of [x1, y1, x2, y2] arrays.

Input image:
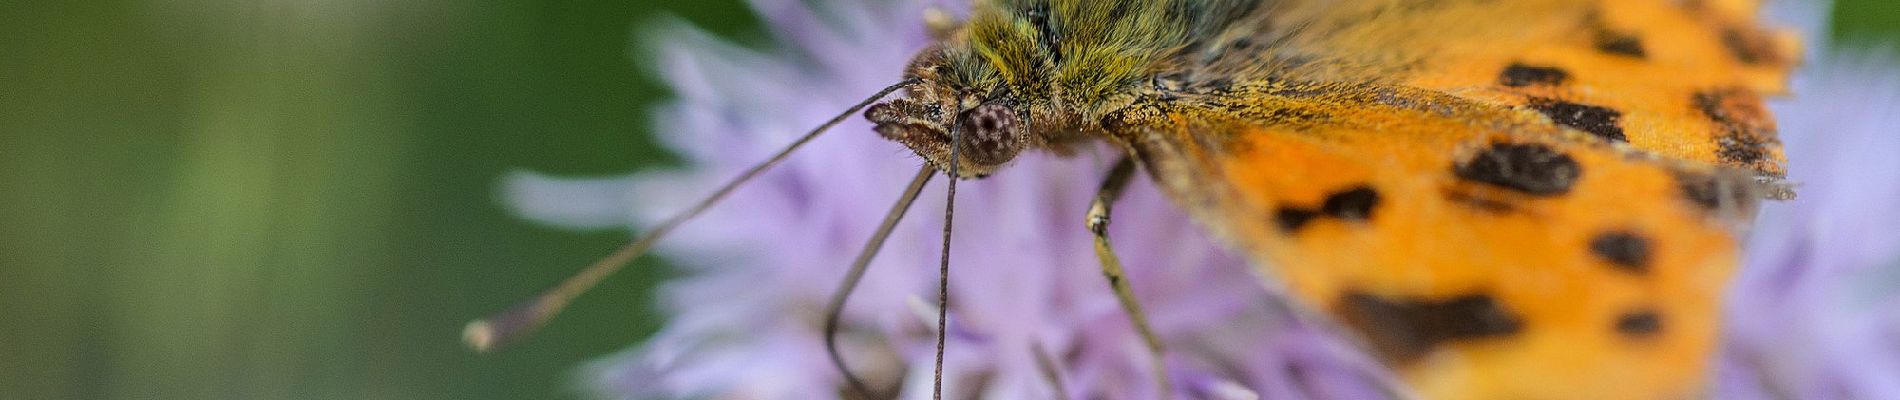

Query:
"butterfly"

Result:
[[469, 0, 1797, 398]]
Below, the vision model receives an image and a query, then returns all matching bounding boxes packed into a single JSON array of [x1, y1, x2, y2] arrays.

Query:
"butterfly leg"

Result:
[[1087, 156, 1174, 399]]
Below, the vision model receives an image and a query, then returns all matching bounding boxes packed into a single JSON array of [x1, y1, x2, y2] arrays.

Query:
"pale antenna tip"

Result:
[[463, 320, 497, 353]]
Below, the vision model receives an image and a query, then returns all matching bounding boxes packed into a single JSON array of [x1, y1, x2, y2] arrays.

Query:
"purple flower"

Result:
[[504, 0, 1900, 398], [1714, 50, 1900, 400]]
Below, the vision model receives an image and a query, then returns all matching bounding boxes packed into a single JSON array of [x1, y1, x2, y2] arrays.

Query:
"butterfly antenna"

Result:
[[932, 115, 962, 400], [824, 165, 934, 398], [463, 79, 918, 352]]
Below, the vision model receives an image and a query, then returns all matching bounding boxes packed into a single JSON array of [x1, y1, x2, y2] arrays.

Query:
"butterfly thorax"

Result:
[[865, 0, 1264, 178]]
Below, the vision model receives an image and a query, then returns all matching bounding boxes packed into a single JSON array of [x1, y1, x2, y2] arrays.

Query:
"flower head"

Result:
[[505, 0, 1900, 398]]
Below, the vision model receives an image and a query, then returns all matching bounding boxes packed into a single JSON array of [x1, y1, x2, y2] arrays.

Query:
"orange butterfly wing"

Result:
[[1114, 82, 1764, 399], [1104, 1, 1792, 397], [1238, 0, 1797, 175]]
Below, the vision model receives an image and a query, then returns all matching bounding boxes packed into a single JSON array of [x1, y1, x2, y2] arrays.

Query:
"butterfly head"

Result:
[[865, 45, 1032, 179]]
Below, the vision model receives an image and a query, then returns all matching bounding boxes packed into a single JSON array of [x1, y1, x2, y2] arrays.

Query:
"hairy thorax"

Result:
[[865, 0, 1262, 178]]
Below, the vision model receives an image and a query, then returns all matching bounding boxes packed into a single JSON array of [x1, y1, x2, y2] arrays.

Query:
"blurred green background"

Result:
[[1, 1, 1895, 399]]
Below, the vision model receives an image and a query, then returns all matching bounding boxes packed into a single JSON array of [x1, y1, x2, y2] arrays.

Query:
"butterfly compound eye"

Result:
[[957, 103, 1024, 166]]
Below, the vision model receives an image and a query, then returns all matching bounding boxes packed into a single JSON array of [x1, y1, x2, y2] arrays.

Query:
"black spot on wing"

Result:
[[1530, 99, 1627, 142], [1277, 185, 1382, 233], [1321, 185, 1381, 220], [1499, 63, 1570, 87], [1589, 231, 1653, 274], [1276, 208, 1319, 233], [1695, 89, 1780, 172], [1595, 30, 1648, 58], [1716, 132, 1772, 167], [1584, 10, 1647, 59], [1616, 309, 1664, 338], [1721, 26, 1783, 66], [1338, 293, 1526, 363], [1454, 143, 1583, 196]]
